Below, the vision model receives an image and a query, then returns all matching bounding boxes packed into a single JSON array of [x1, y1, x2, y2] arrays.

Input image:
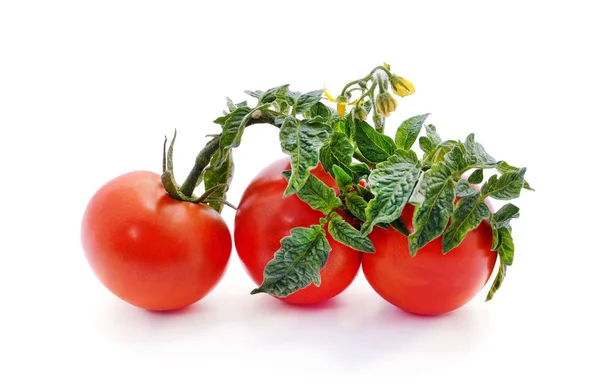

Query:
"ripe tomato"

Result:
[[234, 158, 361, 304], [361, 203, 497, 315], [81, 171, 231, 311]]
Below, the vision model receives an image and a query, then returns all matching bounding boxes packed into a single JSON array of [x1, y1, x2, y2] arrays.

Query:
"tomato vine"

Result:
[[164, 63, 533, 302]]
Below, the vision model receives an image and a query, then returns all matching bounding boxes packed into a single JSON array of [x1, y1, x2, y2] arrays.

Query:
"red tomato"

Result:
[[234, 158, 361, 304], [81, 171, 232, 311], [361, 203, 497, 315]]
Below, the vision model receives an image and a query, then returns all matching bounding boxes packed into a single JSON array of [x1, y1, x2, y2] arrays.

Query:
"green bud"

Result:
[[375, 91, 397, 117]]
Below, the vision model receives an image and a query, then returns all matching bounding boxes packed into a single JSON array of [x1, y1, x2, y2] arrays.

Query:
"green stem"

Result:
[[179, 136, 221, 197], [179, 110, 280, 198]]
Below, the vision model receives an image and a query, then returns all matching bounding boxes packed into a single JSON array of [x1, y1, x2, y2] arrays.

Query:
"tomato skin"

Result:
[[361, 203, 497, 315], [81, 171, 231, 311], [234, 158, 361, 304]]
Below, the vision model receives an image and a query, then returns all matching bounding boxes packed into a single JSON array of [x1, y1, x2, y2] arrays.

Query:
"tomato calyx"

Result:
[[159, 130, 237, 211]]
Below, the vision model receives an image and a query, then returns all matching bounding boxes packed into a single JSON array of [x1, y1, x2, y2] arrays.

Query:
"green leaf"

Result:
[[219, 106, 252, 152], [493, 203, 520, 228], [244, 89, 263, 99], [464, 133, 496, 168], [251, 225, 331, 297], [486, 263, 506, 301], [332, 165, 353, 191], [497, 227, 515, 266], [455, 178, 478, 197], [389, 218, 410, 236], [310, 102, 335, 122], [328, 213, 375, 252], [319, 132, 369, 182], [491, 203, 520, 250], [444, 145, 467, 172], [481, 168, 526, 200], [279, 116, 333, 197], [258, 84, 289, 104], [442, 194, 491, 253], [295, 90, 324, 114], [361, 150, 422, 236], [345, 192, 368, 222], [497, 161, 534, 190], [425, 124, 442, 145], [281, 170, 341, 214], [344, 115, 357, 141], [408, 164, 455, 256], [213, 113, 230, 125], [355, 120, 396, 163], [395, 113, 430, 150], [419, 136, 435, 154], [468, 169, 484, 184], [203, 150, 235, 213]]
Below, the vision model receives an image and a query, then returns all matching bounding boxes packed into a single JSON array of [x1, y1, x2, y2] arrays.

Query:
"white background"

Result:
[[1, 1, 599, 390]]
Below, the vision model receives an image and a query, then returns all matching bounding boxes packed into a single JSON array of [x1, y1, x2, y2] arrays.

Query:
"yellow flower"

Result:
[[336, 95, 347, 118], [323, 89, 336, 102], [391, 75, 415, 97], [375, 92, 397, 117]]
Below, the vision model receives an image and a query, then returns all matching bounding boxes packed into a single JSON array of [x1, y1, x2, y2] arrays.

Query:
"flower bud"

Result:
[[336, 95, 347, 118], [353, 105, 368, 121], [373, 112, 384, 130], [391, 75, 415, 97], [375, 91, 397, 117]]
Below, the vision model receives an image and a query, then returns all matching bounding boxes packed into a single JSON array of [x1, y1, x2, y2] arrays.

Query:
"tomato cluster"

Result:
[[81, 64, 526, 315], [81, 160, 498, 315]]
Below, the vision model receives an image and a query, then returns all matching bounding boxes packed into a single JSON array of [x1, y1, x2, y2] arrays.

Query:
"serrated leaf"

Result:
[[361, 151, 422, 236], [258, 84, 290, 104], [345, 192, 368, 222], [408, 164, 455, 256], [481, 168, 526, 200], [389, 218, 410, 236], [219, 106, 252, 152], [444, 145, 467, 172], [355, 120, 396, 163], [455, 178, 478, 197], [395, 113, 430, 150], [332, 165, 352, 191], [310, 102, 334, 123], [282, 170, 341, 214], [442, 194, 491, 253], [328, 213, 375, 252], [468, 169, 484, 184], [497, 161, 533, 190], [319, 132, 369, 182], [332, 118, 346, 133], [425, 124, 442, 145], [279, 117, 333, 196], [244, 89, 263, 99], [344, 115, 357, 141], [493, 203, 520, 228], [251, 226, 331, 297], [465, 133, 496, 168], [419, 136, 435, 154], [486, 263, 506, 301], [226, 97, 237, 112], [295, 90, 324, 114], [497, 227, 514, 266], [203, 150, 234, 213]]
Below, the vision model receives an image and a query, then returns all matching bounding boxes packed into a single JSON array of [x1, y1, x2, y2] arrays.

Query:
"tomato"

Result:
[[361, 203, 497, 315], [81, 171, 232, 311], [234, 158, 361, 304]]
